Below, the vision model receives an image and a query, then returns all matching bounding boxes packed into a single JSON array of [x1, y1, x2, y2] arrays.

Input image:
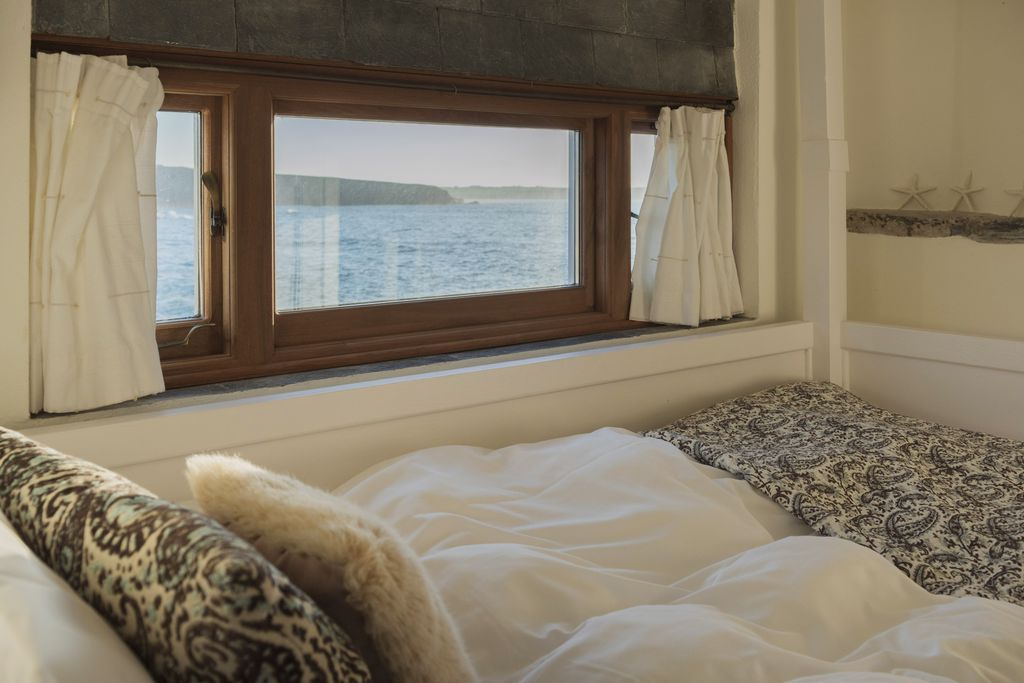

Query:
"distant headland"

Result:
[[157, 165, 575, 208]]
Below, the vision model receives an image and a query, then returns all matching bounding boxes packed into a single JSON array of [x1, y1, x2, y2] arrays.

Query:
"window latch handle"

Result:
[[201, 171, 227, 238], [158, 322, 216, 349]]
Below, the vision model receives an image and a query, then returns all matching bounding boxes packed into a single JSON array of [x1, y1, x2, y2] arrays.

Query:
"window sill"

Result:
[[26, 317, 756, 428]]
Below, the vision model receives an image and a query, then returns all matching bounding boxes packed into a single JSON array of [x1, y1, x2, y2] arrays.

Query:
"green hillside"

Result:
[[157, 166, 459, 207], [445, 186, 569, 201]]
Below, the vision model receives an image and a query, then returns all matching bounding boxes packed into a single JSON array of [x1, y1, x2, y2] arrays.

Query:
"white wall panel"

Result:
[[845, 322, 1024, 439]]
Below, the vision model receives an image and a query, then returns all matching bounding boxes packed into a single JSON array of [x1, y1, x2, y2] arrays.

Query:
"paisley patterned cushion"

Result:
[[0, 428, 372, 683], [645, 382, 1024, 605]]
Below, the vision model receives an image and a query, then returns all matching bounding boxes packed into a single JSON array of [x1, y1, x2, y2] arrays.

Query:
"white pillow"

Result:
[[186, 454, 475, 683], [0, 512, 152, 683]]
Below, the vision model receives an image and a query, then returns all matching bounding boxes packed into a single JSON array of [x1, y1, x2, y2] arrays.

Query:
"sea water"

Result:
[[156, 197, 642, 321], [275, 200, 575, 312]]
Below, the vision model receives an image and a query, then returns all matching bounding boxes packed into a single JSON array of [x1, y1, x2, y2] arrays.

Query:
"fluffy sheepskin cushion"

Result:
[[186, 455, 475, 683]]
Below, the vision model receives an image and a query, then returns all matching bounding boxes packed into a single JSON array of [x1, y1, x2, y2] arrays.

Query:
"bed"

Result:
[[2, 382, 1023, 682]]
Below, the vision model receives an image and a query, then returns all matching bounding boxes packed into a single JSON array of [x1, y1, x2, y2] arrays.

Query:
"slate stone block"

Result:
[[657, 40, 717, 94], [681, 0, 734, 47], [33, 0, 109, 38], [714, 46, 738, 97], [344, 0, 441, 71], [109, 0, 236, 50], [593, 32, 659, 91], [625, 0, 686, 40], [235, 0, 343, 60], [521, 22, 595, 85], [440, 10, 522, 78], [558, 0, 627, 33], [402, 0, 481, 10], [481, 0, 556, 22]]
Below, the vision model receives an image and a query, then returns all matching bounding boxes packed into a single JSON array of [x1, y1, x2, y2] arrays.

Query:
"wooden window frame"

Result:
[[33, 36, 736, 390], [270, 99, 597, 349]]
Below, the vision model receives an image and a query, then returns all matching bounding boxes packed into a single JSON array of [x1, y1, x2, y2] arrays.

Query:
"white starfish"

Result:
[[1006, 181, 1024, 217], [950, 171, 984, 212], [891, 174, 936, 211]]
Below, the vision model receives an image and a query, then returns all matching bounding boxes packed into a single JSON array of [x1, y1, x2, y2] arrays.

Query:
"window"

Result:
[[630, 127, 658, 265], [154, 92, 225, 362], [146, 64, 731, 389], [155, 110, 201, 322], [272, 116, 581, 311]]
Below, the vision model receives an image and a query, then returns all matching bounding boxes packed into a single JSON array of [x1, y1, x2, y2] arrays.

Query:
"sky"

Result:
[[274, 116, 573, 187], [156, 111, 659, 189], [631, 133, 656, 189], [155, 110, 197, 170]]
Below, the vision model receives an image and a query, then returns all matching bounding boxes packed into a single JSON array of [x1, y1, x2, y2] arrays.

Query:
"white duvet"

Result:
[[337, 428, 1024, 683]]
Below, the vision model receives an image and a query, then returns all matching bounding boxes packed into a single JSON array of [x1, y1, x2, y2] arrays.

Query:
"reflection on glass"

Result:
[[155, 110, 202, 321], [273, 116, 580, 312], [630, 131, 657, 267]]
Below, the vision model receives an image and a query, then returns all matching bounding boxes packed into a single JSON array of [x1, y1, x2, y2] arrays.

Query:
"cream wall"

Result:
[[0, 0, 31, 425], [843, 0, 958, 209], [849, 236, 1024, 339], [954, 1, 1024, 208], [845, 0, 1024, 340]]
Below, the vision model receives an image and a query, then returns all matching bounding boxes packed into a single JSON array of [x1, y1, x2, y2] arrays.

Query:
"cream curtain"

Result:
[[630, 106, 743, 326], [30, 53, 165, 414]]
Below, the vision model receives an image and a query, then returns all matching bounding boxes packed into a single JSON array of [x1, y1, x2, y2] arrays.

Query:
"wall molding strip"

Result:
[[843, 322, 1024, 375]]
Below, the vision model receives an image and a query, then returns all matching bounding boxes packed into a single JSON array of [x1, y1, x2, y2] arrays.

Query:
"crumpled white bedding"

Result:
[[337, 428, 1024, 683]]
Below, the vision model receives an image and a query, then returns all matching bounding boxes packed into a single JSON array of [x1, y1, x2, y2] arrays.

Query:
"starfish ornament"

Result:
[[1006, 181, 1024, 217], [891, 174, 936, 211], [950, 171, 984, 212]]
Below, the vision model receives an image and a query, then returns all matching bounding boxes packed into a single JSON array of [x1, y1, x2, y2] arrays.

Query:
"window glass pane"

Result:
[[274, 116, 580, 312], [630, 131, 657, 266], [155, 110, 202, 321]]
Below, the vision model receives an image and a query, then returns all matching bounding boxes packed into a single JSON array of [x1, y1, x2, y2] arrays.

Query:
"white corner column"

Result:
[[0, 0, 31, 424], [797, 0, 849, 384]]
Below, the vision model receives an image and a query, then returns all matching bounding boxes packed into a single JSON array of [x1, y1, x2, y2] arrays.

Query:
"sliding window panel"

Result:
[[156, 92, 227, 361], [155, 109, 202, 322], [629, 125, 658, 268]]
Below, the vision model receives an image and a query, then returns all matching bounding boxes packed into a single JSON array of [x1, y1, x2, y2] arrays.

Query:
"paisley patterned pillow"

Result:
[[0, 428, 372, 683], [644, 382, 1024, 605]]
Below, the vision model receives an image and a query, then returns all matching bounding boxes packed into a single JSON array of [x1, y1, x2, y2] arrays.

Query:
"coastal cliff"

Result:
[[157, 166, 459, 207], [276, 174, 458, 206]]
